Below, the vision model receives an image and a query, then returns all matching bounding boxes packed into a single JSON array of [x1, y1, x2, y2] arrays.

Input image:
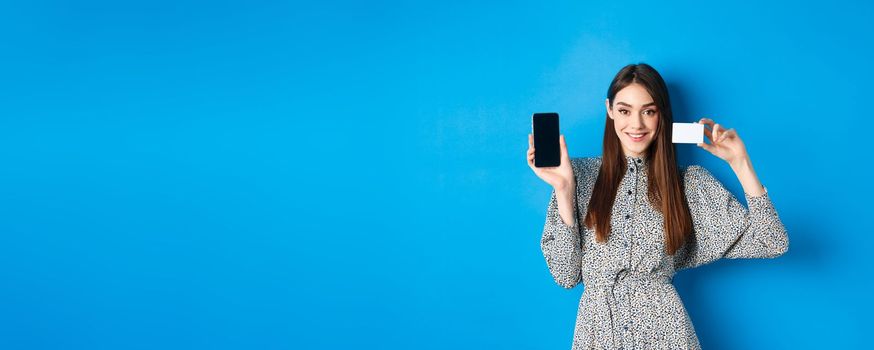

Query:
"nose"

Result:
[[629, 114, 645, 129]]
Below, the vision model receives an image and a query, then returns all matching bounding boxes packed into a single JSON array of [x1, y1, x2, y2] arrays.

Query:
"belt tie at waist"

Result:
[[586, 271, 673, 349]]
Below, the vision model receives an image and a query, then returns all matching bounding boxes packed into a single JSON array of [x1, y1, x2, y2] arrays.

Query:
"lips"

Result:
[[625, 132, 648, 142]]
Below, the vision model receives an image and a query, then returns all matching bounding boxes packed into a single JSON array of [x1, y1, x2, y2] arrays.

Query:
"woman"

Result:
[[526, 63, 788, 349]]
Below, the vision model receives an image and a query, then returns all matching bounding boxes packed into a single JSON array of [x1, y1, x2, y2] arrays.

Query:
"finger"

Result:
[[528, 134, 537, 168], [559, 134, 568, 158], [703, 126, 714, 143], [713, 124, 721, 143], [717, 128, 732, 143], [697, 142, 715, 153], [717, 127, 733, 143], [699, 118, 716, 142]]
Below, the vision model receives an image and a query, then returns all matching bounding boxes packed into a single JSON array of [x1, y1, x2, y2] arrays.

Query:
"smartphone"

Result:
[[532, 112, 561, 167]]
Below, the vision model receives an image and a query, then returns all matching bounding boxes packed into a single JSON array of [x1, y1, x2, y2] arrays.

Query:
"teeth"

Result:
[[628, 133, 645, 138]]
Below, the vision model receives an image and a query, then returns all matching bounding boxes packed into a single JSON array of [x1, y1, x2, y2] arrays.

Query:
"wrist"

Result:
[[729, 155, 753, 173], [555, 182, 576, 200], [730, 156, 766, 196]]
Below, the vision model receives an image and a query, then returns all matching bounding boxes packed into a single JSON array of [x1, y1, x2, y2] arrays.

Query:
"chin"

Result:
[[621, 140, 653, 155]]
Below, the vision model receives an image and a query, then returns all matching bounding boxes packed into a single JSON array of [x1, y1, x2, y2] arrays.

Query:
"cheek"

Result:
[[614, 122, 628, 138], [613, 117, 626, 130], [612, 119, 622, 131], [647, 117, 659, 132]]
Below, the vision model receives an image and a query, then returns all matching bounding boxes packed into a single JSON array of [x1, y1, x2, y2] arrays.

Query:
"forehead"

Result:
[[614, 84, 654, 106]]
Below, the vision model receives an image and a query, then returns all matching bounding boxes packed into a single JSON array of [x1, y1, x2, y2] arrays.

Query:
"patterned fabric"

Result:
[[540, 155, 788, 349]]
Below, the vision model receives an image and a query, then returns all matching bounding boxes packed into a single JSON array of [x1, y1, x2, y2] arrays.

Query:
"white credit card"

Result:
[[672, 123, 704, 144]]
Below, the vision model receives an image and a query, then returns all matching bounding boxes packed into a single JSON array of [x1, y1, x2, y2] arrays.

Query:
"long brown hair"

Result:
[[583, 63, 693, 255]]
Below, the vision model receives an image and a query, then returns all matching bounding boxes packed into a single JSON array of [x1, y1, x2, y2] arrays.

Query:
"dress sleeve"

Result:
[[674, 165, 789, 271], [540, 159, 584, 289]]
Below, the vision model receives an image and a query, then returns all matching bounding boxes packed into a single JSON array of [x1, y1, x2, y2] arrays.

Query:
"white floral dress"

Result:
[[540, 155, 789, 349]]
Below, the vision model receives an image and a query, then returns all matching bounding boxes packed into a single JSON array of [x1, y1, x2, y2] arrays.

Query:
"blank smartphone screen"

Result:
[[533, 112, 561, 167]]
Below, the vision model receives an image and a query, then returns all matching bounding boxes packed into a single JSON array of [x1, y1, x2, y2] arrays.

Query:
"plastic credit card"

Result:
[[672, 123, 704, 144]]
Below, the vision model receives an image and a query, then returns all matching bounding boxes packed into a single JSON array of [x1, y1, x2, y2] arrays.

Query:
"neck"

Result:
[[622, 149, 648, 159]]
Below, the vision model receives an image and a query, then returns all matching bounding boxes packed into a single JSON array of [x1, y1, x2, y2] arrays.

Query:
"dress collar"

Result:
[[624, 154, 648, 169]]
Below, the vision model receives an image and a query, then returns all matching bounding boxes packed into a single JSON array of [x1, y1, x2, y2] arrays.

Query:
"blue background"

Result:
[[1, 1, 870, 349]]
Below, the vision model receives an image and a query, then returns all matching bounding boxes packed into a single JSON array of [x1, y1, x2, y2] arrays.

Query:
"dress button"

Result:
[[636, 159, 641, 164], [629, 168, 634, 172], [625, 214, 630, 219], [627, 190, 632, 195]]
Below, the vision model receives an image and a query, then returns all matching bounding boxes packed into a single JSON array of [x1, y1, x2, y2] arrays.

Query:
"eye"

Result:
[[643, 109, 656, 116], [619, 109, 629, 115]]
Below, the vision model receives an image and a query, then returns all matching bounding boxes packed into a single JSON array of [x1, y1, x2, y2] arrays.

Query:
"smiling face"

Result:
[[605, 83, 660, 158]]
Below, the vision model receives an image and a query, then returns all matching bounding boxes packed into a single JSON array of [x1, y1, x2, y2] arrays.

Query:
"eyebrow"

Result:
[[616, 102, 656, 108]]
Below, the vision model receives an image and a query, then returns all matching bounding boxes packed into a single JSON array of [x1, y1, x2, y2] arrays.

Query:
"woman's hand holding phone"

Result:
[[528, 133, 577, 227], [527, 133, 575, 193]]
